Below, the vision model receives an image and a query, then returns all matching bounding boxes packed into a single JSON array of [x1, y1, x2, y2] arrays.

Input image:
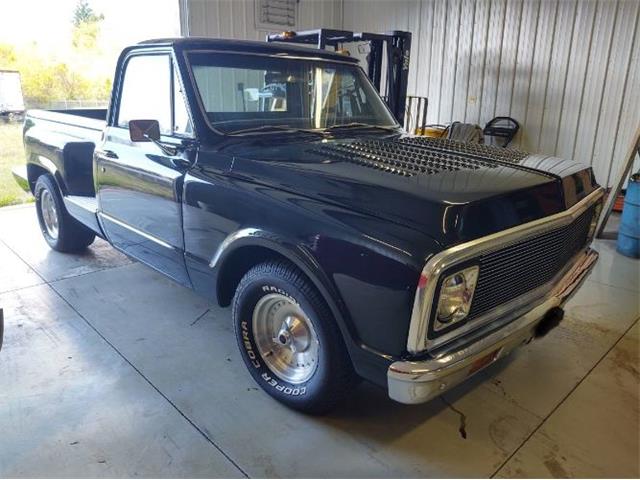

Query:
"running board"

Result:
[[64, 195, 103, 236]]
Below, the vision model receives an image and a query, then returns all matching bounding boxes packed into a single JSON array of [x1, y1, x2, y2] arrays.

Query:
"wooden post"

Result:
[[596, 127, 640, 238]]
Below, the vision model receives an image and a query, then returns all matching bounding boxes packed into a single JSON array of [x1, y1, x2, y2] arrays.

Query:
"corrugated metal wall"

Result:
[[183, 0, 342, 40], [343, 0, 640, 187], [184, 0, 639, 188]]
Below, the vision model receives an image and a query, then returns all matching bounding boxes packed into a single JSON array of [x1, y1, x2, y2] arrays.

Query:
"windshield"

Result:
[[187, 51, 398, 134]]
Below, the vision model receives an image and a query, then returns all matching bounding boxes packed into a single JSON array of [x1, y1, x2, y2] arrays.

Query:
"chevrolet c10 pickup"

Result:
[[13, 38, 603, 413]]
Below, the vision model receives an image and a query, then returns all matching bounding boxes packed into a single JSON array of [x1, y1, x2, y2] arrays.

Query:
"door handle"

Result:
[[170, 157, 192, 169], [97, 149, 119, 159]]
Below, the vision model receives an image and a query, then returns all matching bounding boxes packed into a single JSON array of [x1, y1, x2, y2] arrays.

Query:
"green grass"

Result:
[[0, 122, 32, 207]]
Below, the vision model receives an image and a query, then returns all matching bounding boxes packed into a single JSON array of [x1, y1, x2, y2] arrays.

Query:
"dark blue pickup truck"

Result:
[[13, 38, 603, 413]]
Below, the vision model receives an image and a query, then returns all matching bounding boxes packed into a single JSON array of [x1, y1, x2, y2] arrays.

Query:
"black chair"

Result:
[[483, 116, 519, 147]]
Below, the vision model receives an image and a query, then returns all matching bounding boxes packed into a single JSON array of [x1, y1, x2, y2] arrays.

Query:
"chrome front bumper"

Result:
[[387, 248, 599, 404]]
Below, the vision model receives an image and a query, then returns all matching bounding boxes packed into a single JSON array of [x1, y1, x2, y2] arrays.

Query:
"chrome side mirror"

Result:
[[129, 119, 160, 142]]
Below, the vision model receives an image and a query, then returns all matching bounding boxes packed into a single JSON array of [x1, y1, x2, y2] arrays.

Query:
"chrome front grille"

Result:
[[408, 188, 604, 354], [465, 204, 595, 322]]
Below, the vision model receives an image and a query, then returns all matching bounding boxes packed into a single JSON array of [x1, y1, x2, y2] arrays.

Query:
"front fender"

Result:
[[182, 168, 442, 386], [210, 226, 412, 387], [212, 227, 352, 337]]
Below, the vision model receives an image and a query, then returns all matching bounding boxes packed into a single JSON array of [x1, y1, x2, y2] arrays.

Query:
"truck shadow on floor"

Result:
[[323, 352, 517, 443]]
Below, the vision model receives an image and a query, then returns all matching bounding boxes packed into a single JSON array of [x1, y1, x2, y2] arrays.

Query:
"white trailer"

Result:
[[0, 70, 25, 119]]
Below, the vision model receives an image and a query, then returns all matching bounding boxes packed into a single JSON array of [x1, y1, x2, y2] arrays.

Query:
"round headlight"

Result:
[[435, 266, 479, 330]]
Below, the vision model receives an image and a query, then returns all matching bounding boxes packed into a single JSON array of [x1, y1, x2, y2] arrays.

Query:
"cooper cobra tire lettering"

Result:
[[233, 261, 354, 412], [241, 321, 261, 368], [261, 372, 306, 396]]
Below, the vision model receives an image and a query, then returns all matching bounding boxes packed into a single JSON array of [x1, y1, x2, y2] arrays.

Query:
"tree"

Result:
[[0, 1, 111, 108], [71, 0, 104, 50], [0, 44, 17, 66], [72, 0, 104, 27], [0, 42, 112, 107]]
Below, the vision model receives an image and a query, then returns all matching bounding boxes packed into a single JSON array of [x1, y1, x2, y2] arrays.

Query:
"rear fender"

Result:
[[23, 120, 95, 196], [27, 156, 66, 195]]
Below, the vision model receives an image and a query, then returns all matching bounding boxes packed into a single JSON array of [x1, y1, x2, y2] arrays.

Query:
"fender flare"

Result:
[[211, 228, 359, 345], [28, 155, 67, 195]]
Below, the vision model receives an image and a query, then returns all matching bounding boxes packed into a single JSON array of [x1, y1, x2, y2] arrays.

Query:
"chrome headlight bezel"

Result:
[[433, 265, 480, 332]]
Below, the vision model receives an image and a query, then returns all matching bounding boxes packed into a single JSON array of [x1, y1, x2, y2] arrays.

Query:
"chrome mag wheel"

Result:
[[40, 189, 59, 239], [252, 293, 320, 384]]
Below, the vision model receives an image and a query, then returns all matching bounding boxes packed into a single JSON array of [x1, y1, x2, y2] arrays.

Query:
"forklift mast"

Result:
[[267, 29, 412, 126]]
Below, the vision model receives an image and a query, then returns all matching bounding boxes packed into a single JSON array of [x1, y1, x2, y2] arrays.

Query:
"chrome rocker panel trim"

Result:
[[388, 247, 599, 404], [407, 187, 604, 353], [98, 212, 174, 249]]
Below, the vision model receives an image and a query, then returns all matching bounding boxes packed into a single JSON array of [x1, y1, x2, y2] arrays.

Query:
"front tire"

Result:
[[232, 260, 354, 414], [34, 174, 95, 252]]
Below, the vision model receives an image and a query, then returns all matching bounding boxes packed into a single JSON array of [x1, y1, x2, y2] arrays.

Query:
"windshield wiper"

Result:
[[227, 125, 325, 137], [324, 122, 399, 132], [226, 123, 399, 136]]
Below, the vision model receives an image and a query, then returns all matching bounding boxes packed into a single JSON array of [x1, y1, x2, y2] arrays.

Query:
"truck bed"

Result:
[[17, 108, 109, 236], [26, 108, 107, 131], [22, 108, 107, 198]]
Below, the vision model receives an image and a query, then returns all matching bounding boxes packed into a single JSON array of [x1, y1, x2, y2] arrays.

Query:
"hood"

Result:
[[220, 134, 599, 247]]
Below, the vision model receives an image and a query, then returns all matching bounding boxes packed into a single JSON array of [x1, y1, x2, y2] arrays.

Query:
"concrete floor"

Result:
[[0, 203, 638, 478]]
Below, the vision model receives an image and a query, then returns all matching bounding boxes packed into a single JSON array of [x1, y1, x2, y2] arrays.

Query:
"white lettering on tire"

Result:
[[261, 285, 297, 304], [241, 321, 260, 368], [261, 372, 307, 396]]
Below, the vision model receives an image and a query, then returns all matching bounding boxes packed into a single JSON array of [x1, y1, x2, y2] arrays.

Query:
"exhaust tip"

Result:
[[535, 307, 565, 338]]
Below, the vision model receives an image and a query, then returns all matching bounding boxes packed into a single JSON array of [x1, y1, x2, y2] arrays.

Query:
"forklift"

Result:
[[268, 29, 519, 145], [267, 29, 413, 127]]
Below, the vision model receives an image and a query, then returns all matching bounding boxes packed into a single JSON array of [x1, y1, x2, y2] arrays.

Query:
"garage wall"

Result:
[[343, 0, 640, 188], [182, 0, 342, 40], [182, 0, 639, 189]]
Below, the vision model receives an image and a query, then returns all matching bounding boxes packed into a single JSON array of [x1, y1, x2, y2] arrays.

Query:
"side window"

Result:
[[117, 55, 171, 134], [173, 68, 193, 136]]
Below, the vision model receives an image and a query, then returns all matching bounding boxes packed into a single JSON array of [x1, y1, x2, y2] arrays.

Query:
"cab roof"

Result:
[[137, 37, 359, 63]]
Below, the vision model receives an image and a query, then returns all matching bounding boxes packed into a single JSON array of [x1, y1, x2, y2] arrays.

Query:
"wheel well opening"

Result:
[[216, 246, 291, 307], [27, 164, 49, 193]]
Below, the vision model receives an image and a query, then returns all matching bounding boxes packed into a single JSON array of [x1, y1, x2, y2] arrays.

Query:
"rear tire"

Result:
[[34, 174, 95, 252], [232, 260, 354, 414]]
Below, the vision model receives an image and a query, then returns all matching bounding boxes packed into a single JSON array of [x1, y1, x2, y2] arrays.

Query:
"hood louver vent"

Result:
[[398, 136, 528, 164], [311, 138, 520, 177]]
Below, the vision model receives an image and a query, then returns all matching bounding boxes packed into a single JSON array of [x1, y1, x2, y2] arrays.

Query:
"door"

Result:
[[96, 52, 195, 286]]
